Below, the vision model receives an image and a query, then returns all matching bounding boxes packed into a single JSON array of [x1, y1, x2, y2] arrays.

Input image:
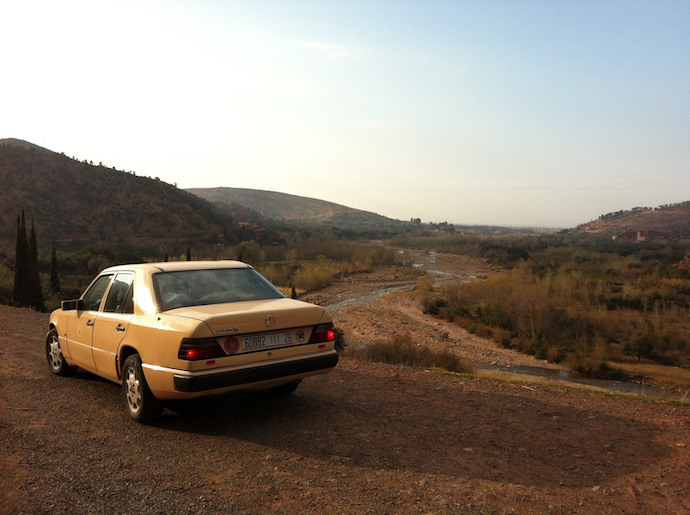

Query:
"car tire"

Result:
[[46, 330, 76, 376], [122, 354, 163, 422], [267, 380, 301, 396]]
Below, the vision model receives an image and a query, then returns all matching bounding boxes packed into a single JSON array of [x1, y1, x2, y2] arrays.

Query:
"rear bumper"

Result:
[[172, 352, 338, 393]]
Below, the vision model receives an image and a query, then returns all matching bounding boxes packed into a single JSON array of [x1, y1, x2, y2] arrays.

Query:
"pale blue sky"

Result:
[[2, 0, 688, 227]]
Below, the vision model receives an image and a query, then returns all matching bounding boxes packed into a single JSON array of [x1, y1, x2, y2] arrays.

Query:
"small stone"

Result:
[[592, 486, 601, 492]]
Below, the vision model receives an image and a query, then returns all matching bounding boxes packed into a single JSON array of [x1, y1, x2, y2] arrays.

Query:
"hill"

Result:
[[186, 187, 406, 230], [572, 203, 690, 240], [0, 139, 234, 249]]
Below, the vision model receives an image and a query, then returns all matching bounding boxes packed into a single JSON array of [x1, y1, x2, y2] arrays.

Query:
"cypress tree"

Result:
[[27, 217, 45, 311], [50, 245, 61, 294], [186, 247, 191, 261], [12, 211, 30, 307]]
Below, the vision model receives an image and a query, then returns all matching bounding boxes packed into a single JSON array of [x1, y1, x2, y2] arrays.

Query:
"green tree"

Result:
[[12, 211, 30, 307], [50, 245, 61, 294], [27, 217, 44, 311], [234, 240, 261, 264], [623, 333, 654, 362], [186, 247, 191, 261]]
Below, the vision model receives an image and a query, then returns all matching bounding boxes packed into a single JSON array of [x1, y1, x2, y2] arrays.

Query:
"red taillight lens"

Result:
[[309, 323, 335, 344], [178, 338, 225, 361]]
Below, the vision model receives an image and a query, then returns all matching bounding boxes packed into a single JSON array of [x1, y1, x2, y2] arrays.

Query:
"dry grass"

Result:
[[346, 333, 474, 374], [610, 361, 690, 388]]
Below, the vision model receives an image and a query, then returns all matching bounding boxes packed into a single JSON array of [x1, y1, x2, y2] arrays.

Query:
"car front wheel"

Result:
[[122, 354, 163, 422], [46, 330, 76, 376]]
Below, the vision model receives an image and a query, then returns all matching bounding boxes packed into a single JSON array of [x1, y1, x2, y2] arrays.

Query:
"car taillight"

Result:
[[309, 323, 335, 344], [178, 338, 225, 361]]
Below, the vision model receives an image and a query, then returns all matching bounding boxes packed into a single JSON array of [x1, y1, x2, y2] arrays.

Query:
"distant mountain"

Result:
[[572, 203, 690, 240], [0, 139, 234, 248], [187, 187, 405, 229]]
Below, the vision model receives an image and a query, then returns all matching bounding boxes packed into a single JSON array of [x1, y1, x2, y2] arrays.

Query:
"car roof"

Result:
[[101, 260, 252, 274]]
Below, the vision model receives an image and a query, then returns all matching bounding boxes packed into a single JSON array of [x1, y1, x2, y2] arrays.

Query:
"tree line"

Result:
[[10, 210, 60, 311]]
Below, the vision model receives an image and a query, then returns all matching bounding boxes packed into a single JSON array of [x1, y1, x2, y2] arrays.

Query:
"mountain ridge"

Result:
[[187, 186, 406, 229], [0, 139, 233, 248], [3, 138, 690, 245]]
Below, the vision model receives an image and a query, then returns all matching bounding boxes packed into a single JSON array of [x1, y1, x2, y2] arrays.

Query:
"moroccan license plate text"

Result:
[[243, 332, 294, 350]]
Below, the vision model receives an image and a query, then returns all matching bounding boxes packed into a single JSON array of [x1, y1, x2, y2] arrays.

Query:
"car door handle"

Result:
[[116, 325, 126, 332], [86, 320, 94, 327]]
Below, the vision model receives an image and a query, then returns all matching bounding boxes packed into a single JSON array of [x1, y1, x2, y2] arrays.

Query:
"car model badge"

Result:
[[265, 315, 276, 327], [217, 327, 239, 335]]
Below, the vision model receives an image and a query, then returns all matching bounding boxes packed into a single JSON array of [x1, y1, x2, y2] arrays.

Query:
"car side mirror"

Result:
[[61, 299, 83, 311]]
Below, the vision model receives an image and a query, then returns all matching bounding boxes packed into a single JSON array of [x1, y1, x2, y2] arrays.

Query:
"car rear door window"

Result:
[[103, 273, 134, 314]]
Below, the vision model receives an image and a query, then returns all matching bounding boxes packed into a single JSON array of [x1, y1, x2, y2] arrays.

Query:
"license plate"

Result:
[[242, 331, 294, 350]]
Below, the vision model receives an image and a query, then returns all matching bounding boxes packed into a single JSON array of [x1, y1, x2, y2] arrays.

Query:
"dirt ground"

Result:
[[1, 253, 689, 514]]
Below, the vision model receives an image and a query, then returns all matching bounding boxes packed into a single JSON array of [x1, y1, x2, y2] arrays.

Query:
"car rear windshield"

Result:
[[153, 268, 285, 311]]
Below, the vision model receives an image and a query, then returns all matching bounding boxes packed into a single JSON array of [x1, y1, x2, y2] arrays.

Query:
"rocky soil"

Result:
[[1, 253, 689, 514]]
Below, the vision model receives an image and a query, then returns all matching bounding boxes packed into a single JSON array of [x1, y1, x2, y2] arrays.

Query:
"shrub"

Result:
[[492, 328, 512, 348], [473, 324, 492, 339], [293, 256, 340, 291], [421, 296, 446, 316], [623, 333, 655, 361], [415, 274, 434, 293], [546, 346, 563, 363], [333, 327, 347, 352], [351, 333, 473, 374]]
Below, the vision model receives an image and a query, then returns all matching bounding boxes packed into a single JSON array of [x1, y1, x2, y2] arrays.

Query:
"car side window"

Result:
[[82, 275, 113, 312], [103, 273, 134, 314], [122, 281, 134, 314]]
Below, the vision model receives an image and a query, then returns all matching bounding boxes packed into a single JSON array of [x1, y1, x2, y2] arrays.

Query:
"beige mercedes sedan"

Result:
[[47, 261, 338, 422]]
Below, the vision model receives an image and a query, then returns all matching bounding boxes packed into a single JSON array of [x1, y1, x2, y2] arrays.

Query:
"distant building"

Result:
[[239, 222, 269, 242]]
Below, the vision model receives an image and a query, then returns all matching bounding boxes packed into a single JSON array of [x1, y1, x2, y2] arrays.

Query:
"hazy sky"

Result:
[[2, 1, 688, 228]]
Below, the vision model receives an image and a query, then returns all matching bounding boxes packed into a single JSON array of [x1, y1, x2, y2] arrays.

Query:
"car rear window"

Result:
[[153, 268, 285, 311]]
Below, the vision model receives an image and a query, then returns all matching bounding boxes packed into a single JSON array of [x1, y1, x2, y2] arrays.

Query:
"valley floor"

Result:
[[2, 254, 689, 514]]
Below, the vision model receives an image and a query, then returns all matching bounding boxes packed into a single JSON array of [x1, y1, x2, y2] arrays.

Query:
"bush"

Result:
[[492, 328, 512, 348], [472, 324, 492, 339], [546, 346, 563, 363], [350, 333, 473, 374], [334, 327, 347, 352], [293, 256, 341, 291], [421, 296, 446, 316], [623, 333, 655, 361]]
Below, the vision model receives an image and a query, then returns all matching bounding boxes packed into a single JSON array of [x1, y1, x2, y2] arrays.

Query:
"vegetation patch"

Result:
[[413, 234, 690, 382], [346, 333, 474, 374]]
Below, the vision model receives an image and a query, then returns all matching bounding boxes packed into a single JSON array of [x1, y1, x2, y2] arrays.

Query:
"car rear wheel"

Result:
[[46, 330, 76, 376], [122, 354, 163, 422]]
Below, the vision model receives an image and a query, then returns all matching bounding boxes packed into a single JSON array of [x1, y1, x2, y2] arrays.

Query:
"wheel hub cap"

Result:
[[125, 368, 142, 413]]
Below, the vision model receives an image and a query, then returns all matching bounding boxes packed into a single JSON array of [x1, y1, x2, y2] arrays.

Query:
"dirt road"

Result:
[[2, 255, 689, 514]]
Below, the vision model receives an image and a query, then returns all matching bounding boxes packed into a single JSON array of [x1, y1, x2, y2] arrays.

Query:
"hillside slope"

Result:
[[0, 139, 232, 247], [187, 187, 405, 229], [573, 203, 690, 239]]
